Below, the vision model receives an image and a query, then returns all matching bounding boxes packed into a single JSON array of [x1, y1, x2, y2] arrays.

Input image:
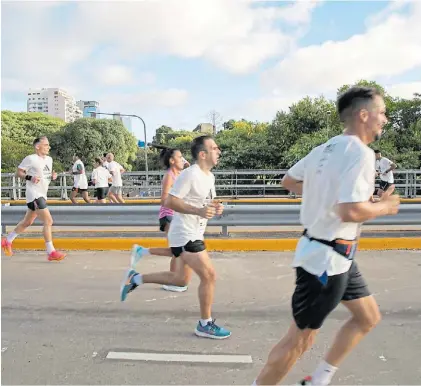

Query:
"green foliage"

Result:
[[1, 110, 65, 145], [51, 118, 137, 170], [1, 113, 137, 172], [1, 138, 33, 172]]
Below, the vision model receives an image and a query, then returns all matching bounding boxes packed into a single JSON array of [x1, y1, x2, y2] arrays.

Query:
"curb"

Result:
[[10, 237, 421, 251]]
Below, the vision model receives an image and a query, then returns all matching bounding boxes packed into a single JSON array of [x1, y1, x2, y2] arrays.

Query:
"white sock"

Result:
[[133, 274, 143, 285], [200, 318, 212, 327], [311, 360, 338, 385], [6, 232, 18, 243], [251, 381, 258, 386], [46, 241, 55, 254]]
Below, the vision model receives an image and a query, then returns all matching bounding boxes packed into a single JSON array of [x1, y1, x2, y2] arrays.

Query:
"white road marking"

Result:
[[106, 351, 253, 364], [2, 347, 8, 353]]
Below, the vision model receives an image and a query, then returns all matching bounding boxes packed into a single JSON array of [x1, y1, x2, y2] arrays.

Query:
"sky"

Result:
[[1, 0, 421, 143]]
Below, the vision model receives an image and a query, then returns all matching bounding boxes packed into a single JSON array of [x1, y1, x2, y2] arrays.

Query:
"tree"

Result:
[[51, 118, 138, 171], [1, 110, 65, 145], [1, 138, 33, 172], [1, 111, 67, 172], [152, 125, 174, 144]]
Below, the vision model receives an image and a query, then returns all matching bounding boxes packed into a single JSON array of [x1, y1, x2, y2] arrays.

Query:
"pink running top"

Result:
[[159, 169, 176, 219]]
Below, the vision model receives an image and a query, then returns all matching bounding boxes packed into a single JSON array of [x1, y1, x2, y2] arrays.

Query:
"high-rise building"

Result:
[[76, 100, 100, 118], [27, 88, 82, 123], [113, 112, 132, 132]]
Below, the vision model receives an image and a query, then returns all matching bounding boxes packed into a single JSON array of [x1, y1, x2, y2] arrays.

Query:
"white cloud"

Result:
[[100, 88, 189, 112], [97, 65, 133, 86], [261, 2, 421, 97], [72, 0, 318, 74], [386, 81, 421, 99]]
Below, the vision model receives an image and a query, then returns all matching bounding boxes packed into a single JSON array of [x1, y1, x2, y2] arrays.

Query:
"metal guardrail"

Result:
[[2, 204, 420, 236], [2, 169, 421, 199]]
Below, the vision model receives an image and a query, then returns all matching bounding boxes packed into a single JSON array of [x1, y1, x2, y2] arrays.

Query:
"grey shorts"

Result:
[[109, 186, 122, 195]]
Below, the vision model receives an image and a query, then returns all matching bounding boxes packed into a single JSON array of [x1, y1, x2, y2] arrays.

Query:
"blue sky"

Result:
[[1, 0, 420, 143]]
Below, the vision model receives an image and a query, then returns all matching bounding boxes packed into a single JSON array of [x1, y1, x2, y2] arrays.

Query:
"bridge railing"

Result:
[[2, 169, 421, 200]]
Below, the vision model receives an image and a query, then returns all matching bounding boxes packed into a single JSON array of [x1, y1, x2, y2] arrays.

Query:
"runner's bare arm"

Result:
[[160, 173, 174, 207], [16, 168, 27, 179], [336, 194, 399, 222], [165, 194, 215, 219], [164, 194, 201, 216], [281, 174, 303, 195]]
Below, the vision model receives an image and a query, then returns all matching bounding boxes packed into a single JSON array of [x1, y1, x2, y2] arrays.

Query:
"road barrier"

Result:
[[2, 204, 421, 236]]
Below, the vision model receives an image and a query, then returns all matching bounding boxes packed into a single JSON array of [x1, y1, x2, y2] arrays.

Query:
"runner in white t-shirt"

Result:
[[374, 150, 396, 198], [253, 87, 400, 386], [105, 153, 125, 203], [1, 136, 66, 261], [91, 157, 112, 203], [120, 135, 231, 340], [69, 155, 90, 204]]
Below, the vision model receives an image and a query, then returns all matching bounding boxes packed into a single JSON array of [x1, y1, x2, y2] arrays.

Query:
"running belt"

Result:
[[302, 229, 357, 261]]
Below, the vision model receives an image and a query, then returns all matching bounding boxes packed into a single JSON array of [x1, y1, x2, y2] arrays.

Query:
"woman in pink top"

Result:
[[158, 147, 190, 292]]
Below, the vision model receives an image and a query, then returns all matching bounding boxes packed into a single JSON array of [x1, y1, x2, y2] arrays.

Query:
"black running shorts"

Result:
[[27, 197, 48, 211], [379, 180, 392, 191], [96, 187, 107, 200], [171, 240, 206, 257], [159, 216, 172, 232], [292, 261, 371, 330]]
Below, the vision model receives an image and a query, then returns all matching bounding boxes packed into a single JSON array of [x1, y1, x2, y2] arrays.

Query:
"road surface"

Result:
[[2, 250, 421, 385]]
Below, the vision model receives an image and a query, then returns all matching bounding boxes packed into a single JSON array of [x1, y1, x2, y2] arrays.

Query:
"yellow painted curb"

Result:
[[2, 198, 420, 205], [11, 237, 421, 251]]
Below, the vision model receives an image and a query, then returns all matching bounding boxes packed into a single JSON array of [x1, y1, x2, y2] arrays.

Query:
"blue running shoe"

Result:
[[194, 319, 231, 339], [120, 269, 139, 302], [130, 244, 145, 269]]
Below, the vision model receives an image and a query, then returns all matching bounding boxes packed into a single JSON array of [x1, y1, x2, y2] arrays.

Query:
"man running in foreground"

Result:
[[2, 136, 66, 261], [252, 87, 400, 385], [120, 135, 231, 339]]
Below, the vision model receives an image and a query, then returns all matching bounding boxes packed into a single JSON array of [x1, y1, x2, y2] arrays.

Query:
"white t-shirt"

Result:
[[107, 161, 123, 186], [167, 164, 216, 247], [375, 157, 394, 183], [72, 159, 88, 189], [92, 166, 111, 188], [18, 154, 53, 203], [288, 134, 375, 276]]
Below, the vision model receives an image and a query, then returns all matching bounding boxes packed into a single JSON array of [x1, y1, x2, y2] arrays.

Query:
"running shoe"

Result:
[[130, 244, 145, 269], [48, 250, 66, 261], [162, 285, 188, 292], [120, 269, 140, 301], [194, 319, 231, 339], [297, 376, 313, 385], [1, 238, 13, 257]]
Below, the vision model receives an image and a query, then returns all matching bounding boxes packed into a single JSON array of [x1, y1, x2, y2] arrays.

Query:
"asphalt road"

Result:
[[2, 250, 421, 385]]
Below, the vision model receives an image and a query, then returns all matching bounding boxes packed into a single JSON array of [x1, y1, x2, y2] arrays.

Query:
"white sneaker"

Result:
[[161, 285, 188, 292]]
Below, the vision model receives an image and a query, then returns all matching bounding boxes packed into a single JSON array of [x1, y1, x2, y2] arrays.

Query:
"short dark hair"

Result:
[[33, 136, 47, 146], [337, 86, 382, 122], [191, 135, 213, 160], [374, 150, 381, 154], [94, 157, 102, 164]]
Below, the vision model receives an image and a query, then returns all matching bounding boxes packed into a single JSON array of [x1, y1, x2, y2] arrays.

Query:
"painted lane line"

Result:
[[106, 351, 253, 364]]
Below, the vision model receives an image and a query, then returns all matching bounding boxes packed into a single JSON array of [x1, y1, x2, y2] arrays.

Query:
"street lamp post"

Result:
[[90, 112, 148, 184]]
